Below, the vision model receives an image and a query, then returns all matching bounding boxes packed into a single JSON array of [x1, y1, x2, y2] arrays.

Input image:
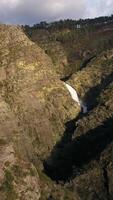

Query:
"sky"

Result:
[[0, 0, 113, 25]]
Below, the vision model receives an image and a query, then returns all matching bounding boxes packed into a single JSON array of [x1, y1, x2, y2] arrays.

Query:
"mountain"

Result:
[[0, 17, 113, 200], [24, 16, 113, 79], [0, 24, 79, 200]]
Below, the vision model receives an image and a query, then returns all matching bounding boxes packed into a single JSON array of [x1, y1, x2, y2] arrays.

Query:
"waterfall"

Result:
[[64, 83, 87, 114]]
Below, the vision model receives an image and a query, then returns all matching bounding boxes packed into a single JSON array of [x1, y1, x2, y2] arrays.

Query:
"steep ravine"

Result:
[[43, 83, 88, 181], [43, 52, 113, 199], [1, 25, 113, 200], [43, 87, 113, 200], [44, 116, 113, 177]]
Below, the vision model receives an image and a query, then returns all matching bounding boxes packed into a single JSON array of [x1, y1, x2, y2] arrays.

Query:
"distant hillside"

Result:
[[24, 15, 113, 78]]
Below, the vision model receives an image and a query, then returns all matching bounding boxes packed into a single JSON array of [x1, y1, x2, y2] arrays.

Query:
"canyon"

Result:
[[0, 19, 113, 200]]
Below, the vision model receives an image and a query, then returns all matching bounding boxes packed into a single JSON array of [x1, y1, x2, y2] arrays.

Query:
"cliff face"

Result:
[[0, 25, 80, 200], [43, 50, 113, 200], [0, 24, 113, 200]]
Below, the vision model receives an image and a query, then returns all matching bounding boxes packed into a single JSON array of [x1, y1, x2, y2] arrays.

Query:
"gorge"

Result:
[[0, 18, 113, 200]]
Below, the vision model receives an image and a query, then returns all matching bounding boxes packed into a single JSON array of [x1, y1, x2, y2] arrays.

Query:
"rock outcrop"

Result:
[[0, 24, 113, 200], [44, 50, 113, 199], [0, 25, 80, 200]]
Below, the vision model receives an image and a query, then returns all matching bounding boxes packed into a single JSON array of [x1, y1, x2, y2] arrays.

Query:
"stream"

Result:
[[64, 82, 87, 114]]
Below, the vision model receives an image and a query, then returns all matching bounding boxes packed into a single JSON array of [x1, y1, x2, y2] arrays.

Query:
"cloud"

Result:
[[0, 0, 113, 25], [86, 0, 113, 18], [0, 0, 86, 24]]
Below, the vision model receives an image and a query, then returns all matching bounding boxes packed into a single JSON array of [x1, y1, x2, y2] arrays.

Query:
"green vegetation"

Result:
[[24, 15, 113, 30], [1, 20, 113, 199], [11, 165, 23, 177], [1, 169, 18, 200], [102, 57, 113, 67], [24, 15, 113, 77]]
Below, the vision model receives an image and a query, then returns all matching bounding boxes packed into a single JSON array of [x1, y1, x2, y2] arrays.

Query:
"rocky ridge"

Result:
[[0, 25, 80, 200], [0, 24, 113, 200]]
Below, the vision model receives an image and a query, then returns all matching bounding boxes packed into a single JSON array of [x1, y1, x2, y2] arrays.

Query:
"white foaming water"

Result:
[[64, 83, 87, 113], [80, 101, 88, 114], [64, 83, 80, 105]]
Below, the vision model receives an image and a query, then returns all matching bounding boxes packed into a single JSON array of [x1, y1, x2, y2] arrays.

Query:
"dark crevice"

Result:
[[60, 74, 72, 82], [57, 118, 76, 145], [103, 166, 110, 200], [80, 55, 96, 70], [43, 118, 113, 182], [43, 117, 77, 182], [47, 195, 54, 200], [60, 56, 96, 82], [83, 71, 113, 111], [93, 192, 103, 200]]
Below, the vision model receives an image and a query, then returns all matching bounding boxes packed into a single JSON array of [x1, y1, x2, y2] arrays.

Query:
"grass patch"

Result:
[[0, 169, 18, 200]]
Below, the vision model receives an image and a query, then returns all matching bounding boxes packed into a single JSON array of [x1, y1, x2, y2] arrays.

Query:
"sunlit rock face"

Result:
[[1, 24, 113, 200], [0, 25, 80, 199]]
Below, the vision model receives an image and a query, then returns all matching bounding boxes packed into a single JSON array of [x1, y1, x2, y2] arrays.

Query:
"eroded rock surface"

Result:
[[43, 50, 113, 199], [0, 25, 80, 199], [0, 24, 113, 200]]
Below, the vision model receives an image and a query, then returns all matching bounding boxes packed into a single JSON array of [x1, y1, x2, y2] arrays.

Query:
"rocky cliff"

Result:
[[44, 50, 113, 199], [0, 25, 80, 200], [0, 24, 113, 200]]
